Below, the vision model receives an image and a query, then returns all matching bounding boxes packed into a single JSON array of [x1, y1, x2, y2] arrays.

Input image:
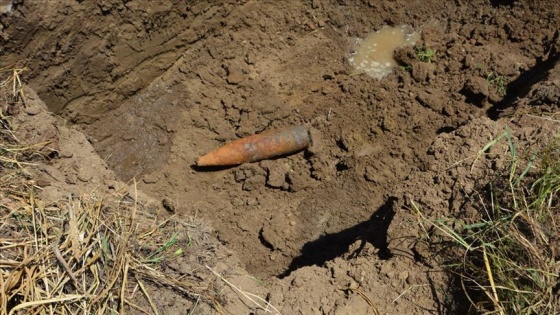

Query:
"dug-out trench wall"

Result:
[[1, 0, 558, 278]]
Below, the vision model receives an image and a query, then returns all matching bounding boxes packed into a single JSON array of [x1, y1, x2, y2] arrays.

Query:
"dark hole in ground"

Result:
[[489, 0, 516, 8], [436, 126, 456, 134], [279, 196, 397, 278], [335, 160, 350, 172], [460, 86, 487, 107]]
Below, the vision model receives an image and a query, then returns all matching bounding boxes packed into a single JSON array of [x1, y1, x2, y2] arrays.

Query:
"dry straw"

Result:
[[0, 177, 217, 314], [0, 65, 224, 314]]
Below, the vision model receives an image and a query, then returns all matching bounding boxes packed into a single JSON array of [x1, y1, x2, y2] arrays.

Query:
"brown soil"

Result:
[[1, 0, 559, 314]]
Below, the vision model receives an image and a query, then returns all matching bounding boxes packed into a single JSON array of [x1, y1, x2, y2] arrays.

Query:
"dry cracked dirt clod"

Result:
[[196, 125, 311, 167]]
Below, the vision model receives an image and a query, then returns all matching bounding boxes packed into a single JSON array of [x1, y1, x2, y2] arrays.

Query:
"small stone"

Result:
[[416, 90, 444, 112], [398, 270, 409, 282], [77, 167, 93, 182], [35, 176, 51, 187], [291, 276, 306, 288], [412, 62, 434, 83], [246, 198, 258, 206], [162, 197, 176, 213], [355, 143, 375, 157], [307, 127, 323, 155], [381, 116, 397, 132], [234, 165, 259, 182], [262, 161, 290, 188], [226, 65, 245, 85], [464, 76, 489, 96], [463, 76, 490, 107], [245, 52, 256, 65], [25, 103, 42, 115], [242, 175, 265, 191], [58, 149, 74, 158], [122, 133, 135, 141], [234, 168, 249, 182], [287, 171, 309, 192], [143, 174, 159, 184], [231, 197, 244, 207]]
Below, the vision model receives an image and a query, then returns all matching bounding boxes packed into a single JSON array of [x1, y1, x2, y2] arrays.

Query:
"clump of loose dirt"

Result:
[[1, 0, 559, 313]]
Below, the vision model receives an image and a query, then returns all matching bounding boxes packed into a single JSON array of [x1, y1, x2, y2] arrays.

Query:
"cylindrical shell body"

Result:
[[197, 125, 310, 166]]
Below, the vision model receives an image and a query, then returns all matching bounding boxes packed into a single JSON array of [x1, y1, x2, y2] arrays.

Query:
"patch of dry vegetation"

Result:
[[415, 130, 560, 314], [0, 184, 216, 314], [0, 65, 220, 314]]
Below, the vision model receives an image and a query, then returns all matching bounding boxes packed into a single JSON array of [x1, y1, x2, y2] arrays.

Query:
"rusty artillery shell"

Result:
[[197, 125, 310, 166]]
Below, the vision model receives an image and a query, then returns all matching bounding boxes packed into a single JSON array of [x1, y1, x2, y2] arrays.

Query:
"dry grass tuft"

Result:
[[414, 129, 560, 315], [0, 182, 218, 314]]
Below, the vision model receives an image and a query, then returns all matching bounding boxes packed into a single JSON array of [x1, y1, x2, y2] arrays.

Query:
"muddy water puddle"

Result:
[[348, 25, 420, 79]]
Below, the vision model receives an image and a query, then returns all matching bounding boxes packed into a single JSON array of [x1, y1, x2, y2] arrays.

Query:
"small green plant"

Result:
[[415, 46, 436, 63], [414, 131, 560, 315], [143, 232, 182, 263], [400, 64, 412, 72], [487, 72, 507, 96]]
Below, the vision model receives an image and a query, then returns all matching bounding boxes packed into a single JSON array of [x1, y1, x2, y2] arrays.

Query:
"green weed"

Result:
[[487, 72, 507, 96], [415, 46, 436, 63], [143, 232, 182, 263], [400, 65, 412, 72], [414, 131, 560, 315]]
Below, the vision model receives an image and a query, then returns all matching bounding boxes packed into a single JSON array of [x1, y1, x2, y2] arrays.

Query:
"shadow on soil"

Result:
[[487, 30, 560, 119], [279, 196, 398, 278]]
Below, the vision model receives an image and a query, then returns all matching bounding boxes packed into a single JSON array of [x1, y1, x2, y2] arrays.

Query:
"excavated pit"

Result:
[[2, 0, 558, 285]]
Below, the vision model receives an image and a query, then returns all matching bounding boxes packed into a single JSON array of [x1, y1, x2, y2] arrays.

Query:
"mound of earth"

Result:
[[1, 0, 559, 313]]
